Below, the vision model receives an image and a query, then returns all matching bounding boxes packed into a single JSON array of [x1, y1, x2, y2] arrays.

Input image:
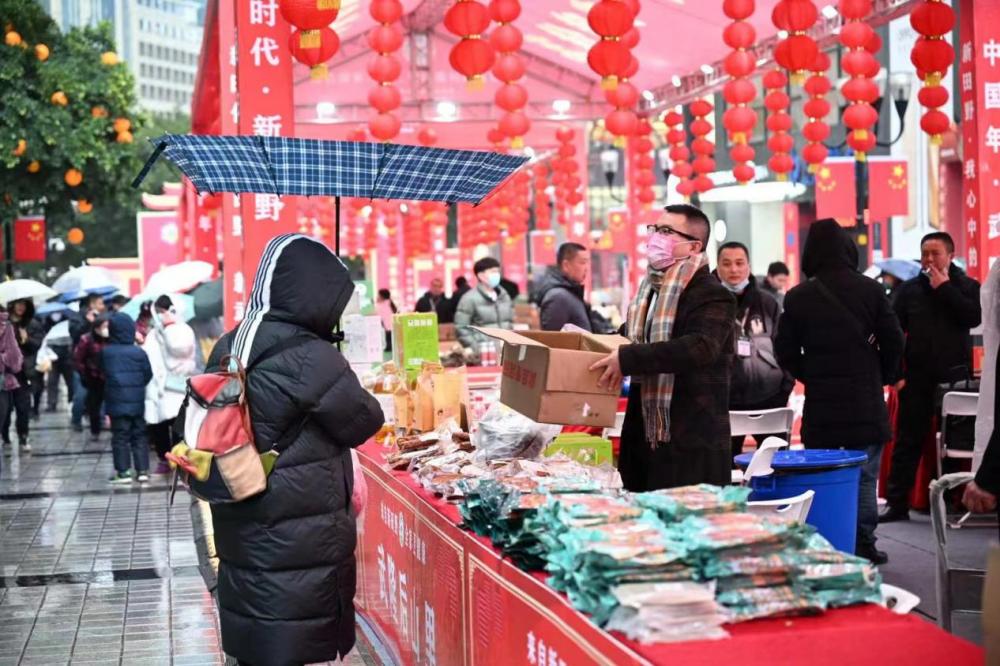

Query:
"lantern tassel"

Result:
[[466, 75, 485, 91], [511, 136, 524, 149], [601, 76, 619, 91], [310, 64, 328, 80]]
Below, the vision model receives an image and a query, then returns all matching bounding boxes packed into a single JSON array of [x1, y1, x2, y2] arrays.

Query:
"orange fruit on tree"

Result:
[[100, 51, 118, 66], [91, 106, 107, 118], [27, 161, 40, 173], [34, 43, 48, 61], [12, 139, 25, 156], [67, 228, 85, 245], [113, 117, 131, 133], [4, 31, 21, 47], [50, 91, 67, 106], [77, 200, 93, 214], [64, 168, 82, 186], [116, 131, 133, 144]]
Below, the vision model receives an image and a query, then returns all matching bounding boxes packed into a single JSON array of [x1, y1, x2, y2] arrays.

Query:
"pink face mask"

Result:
[[647, 232, 695, 270]]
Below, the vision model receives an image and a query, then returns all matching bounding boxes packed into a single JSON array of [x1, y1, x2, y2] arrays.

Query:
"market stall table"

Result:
[[353, 441, 982, 666]]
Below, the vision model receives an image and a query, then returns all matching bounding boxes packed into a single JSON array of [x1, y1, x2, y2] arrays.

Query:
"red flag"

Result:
[[594, 207, 634, 253], [529, 231, 557, 266], [867, 159, 909, 221], [14, 216, 46, 263], [501, 234, 528, 292], [814, 158, 856, 221]]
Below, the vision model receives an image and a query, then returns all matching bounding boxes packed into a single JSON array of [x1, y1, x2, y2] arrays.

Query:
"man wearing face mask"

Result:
[[590, 204, 736, 490], [454, 257, 514, 353], [715, 242, 793, 462]]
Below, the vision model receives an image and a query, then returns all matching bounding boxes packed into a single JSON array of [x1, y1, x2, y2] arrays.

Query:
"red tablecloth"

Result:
[[354, 440, 982, 666]]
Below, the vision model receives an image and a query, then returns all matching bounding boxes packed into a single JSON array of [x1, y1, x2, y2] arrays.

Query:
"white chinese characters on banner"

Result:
[[965, 158, 976, 180], [986, 82, 1000, 110], [987, 126, 1000, 154], [376, 540, 436, 666], [254, 194, 284, 221], [526, 631, 569, 666], [986, 39, 1000, 67], [250, 36, 280, 67], [250, 0, 278, 26], [990, 213, 1000, 240], [252, 114, 282, 137]]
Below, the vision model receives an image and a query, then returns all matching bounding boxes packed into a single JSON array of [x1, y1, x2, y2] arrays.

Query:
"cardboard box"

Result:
[[393, 313, 440, 379], [343, 314, 385, 365], [474, 327, 629, 427]]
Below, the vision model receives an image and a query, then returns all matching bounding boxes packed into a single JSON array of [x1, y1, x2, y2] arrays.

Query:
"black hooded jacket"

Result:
[[206, 235, 383, 666], [535, 266, 593, 332], [10, 299, 45, 381], [775, 219, 905, 448]]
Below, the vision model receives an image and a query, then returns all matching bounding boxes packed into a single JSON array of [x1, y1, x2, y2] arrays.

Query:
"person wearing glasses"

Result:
[[590, 204, 736, 491]]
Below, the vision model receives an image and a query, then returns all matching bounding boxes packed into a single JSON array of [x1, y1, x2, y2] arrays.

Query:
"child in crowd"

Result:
[[74, 315, 109, 441], [100, 312, 153, 484]]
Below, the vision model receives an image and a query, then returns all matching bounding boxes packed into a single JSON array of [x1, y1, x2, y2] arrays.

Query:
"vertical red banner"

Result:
[[193, 196, 220, 269], [501, 234, 528, 293], [218, 0, 242, 329], [235, 0, 297, 288], [959, 0, 1000, 280], [783, 202, 801, 287], [529, 230, 557, 266], [13, 216, 46, 263], [137, 211, 180, 286]]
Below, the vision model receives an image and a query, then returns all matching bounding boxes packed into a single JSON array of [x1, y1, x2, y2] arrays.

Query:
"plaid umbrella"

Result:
[[134, 134, 528, 204]]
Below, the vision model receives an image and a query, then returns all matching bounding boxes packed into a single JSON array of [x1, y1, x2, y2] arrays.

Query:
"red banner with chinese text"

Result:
[[138, 211, 180, 286], [235, 0, 298, 287], [14, 216, 46, 263], [218, 0, 242, 329], [814, 158, 856, 222], [959, 0, 1000, 280]]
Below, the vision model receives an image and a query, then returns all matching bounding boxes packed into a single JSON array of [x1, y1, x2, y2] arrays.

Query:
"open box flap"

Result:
[[472, 326, 546, 347], [582, 333, 631, 352]]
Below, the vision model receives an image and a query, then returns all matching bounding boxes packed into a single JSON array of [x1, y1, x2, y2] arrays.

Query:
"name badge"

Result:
[[737, 337, 752, 357]]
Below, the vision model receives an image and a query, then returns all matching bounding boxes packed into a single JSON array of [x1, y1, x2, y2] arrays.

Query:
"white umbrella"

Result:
[[42, 320, 71, 346], [121, 291, 196, 322], [0, 279, 57, 306], [145, 261, 214, 296], [52, 265, 122, 300]]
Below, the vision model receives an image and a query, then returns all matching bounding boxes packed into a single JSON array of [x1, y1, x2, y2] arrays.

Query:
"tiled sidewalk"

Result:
[[0, 413, 374, 666]]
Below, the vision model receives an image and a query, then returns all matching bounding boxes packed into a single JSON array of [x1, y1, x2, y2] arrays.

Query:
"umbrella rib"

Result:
[[131, 139, 168, 189], [369, 142, 391, 201], [256, 136, 282, 196]]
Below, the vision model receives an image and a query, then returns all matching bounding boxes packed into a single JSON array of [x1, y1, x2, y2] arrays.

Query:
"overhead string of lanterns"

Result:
[[489, 0, 530, 148], [802, 51, 832, 173], [664, 110, 695, 199], [367, 0, 404, 141], [910, 0, 955, 144], [763, 69, 794, 180], [838, 0, 880, 161], [688, 100, 716, 194], [588, 0, 640, 144], [631, 119, 657, 206], [721, 0, 758, 184], [280, 0, 341, 79], [446, 0, 495, 90], [772, 0, 818, 85]]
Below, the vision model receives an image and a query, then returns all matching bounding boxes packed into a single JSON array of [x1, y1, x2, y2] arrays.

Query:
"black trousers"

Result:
[[3, 383, 32, 443], [886, 378, 937, 510], [46, 345, 74, 408], [84, 381, 105, 436], [148, 419, 179, 460]]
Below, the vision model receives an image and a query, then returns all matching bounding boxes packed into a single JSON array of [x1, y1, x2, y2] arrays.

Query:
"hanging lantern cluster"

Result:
[[586, 0, 636, 91], [459, 203, 498, 246], [533, 163, 551, 230], [630, 119, 657, 206], [722, 0, 758, 184], [445, 0, 495, 90], [910, 0, 955, 143], [689, 100, 716, 193], [552, 126, 584, 223], [508, 171, 532, 237], [605, 79, 639, 146], [342, 198, 368, 258], [663, 110, 694, 198], [763, 70, 794, 180], [406, 203, 434, 256], [367, 0, 404, 141], [281, 0, 341, 79], [802, 52, 831, 172], [838, 0, 880, 161], [489, 0, 530, 148], [772, 0, 818, 85]]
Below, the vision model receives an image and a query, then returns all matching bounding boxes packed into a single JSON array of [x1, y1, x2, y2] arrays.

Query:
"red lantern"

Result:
[[499, 111, 530, 139], [724, 79, 757, 105], [368, 0, 404, 144], [910, 0, 954, 37], [839, 0, 878, 160], [493, 53, 526, 82], [723, 21, 756, 49], [369, 113, 401, 142], [733, 163, 756, 184], [490, 24, 522, 52], [765, 90, 791, 113], [918, 84, 949, 109], [774, 34, 819, 78], [487, 127, 505, 144], [804, 97, 831, 119], [368, 54, 401, 82], [288, 27, 340, 79], [280, 0, 340, 30], [723, 106, 757, 142], [724, 0, 755, 20], [370, 0, 403, 23], [724, 50, 756, 78], [367, 24, 403, 53], [801, 142, 828, 166], [495, 83, 527, 112], [841, 77, 879, 103], [489, 0, 521, 22], [444, 1, 490, 35], [692, 156, 716, 174], [449, 38, 495, 89], [730, 143, 755, 164], [920, 109, 949, 138], [803, 120, 830, 142], [767, 133, 795, 154], [605, 109, 638, 136], [622, 27, 640, 49], [724, 0, 757, 183], [767, 154, 795, 176], [587, 40, 631, 89], [558, 144, 576, 159], [417, 127, 438, 146], [911, 37, 955, 82], [368, 85, 401, 113], [556, 126, 575, 143], [838, 21, 873, 50], [606, 81, 639, 108], [676, 179, 697, 197], [910, 1, 956, 144], [838, 0, 873, 19], [670, 145, 691, 162], [587, 0, 634, 37]]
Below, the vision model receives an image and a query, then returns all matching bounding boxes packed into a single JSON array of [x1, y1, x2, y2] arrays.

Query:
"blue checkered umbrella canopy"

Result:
[[134, 134, 528, 204]]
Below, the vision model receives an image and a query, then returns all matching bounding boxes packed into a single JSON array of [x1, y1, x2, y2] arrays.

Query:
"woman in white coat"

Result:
[[143, 295, 197, 473]]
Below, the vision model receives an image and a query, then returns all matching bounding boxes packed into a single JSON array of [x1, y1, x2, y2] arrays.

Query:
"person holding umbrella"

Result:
[[4, 299, 44, 451], [0, 307, 23, 459]]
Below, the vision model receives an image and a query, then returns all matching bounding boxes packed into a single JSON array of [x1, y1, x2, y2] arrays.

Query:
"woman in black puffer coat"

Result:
[[206, 234, 383, 666]]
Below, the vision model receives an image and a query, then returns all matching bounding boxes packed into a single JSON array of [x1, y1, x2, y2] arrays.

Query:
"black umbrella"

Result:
[[188, 278, 223, 319]]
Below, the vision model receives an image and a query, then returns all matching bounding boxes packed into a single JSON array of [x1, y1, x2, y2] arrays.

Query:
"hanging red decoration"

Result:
[[288, 27, 340, 79], [802, 52, 831, 172], [368, 54, 401, 83], [446, 0, 495, 90], [762, 69, 793, 180], [910, 0, 955, 144], [772, 0, 818, 84], [663, 110, 694, 197], [587, 0, 635, 90], [605, 81, 639, 109], [605, 109, 638, 137], [688, 99, 715, 194], [366, 0, 403, 141], [417, 126, 438, 146], [368, 85, 401, 114], [838, 0, 879, 161], [490, 0, 530, 148], [369, 113, 402, 142], [722, 0, 757, 184], [280, 0, 340, 39]]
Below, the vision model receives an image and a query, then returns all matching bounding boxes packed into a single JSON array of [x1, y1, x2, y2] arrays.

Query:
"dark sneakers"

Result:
[[856, 543, 889, 565], [879, 506, 911, 523]]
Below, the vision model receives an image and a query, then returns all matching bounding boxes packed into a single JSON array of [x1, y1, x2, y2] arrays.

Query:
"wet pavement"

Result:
[[0, 412, 374, 666]]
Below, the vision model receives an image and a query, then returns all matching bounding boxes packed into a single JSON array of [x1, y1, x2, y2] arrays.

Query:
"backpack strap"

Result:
[[245, 333, 316, 453]]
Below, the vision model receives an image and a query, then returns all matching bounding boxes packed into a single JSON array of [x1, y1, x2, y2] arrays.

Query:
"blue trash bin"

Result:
[[734, 449, 868, 554]]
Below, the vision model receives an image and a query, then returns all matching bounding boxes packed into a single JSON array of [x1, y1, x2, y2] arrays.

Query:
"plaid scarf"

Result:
[[626, 253, 708, 447]]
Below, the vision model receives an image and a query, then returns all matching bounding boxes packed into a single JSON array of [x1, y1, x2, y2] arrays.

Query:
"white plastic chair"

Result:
[[930, 472, 986, 631], [730, 407, 795, 455], [741, 436, 789, 482], [936, 392, 978, 479], [747, 489, 815, 524], [880, 584, 921, 615]]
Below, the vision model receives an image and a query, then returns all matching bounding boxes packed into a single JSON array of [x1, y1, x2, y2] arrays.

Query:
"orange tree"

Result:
[[1, 1, 143, 271]]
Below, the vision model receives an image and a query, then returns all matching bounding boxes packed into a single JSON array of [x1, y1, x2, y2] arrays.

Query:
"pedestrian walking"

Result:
[[375, 288, 397, 352], [73, 316, 109, 440], [0, 308, 23, 459], [101, 312, 153, 484], [69, 293, 106, 431], [415, 277, 454, 323], [455, 257, 514, 353], [4, 299, 44, 451], [536, 242, 594, 332], [775, 219, 904, 564]]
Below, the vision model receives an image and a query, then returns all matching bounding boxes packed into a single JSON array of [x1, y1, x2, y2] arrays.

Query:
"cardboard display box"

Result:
[[474, 327, 629, 427], [393, 313, 440, 379]]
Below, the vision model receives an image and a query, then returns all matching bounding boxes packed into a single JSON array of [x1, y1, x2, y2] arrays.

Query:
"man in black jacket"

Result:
[[775, 219, 904, 564], [761, 261, 790, 309], [882, 232, 982, 523], [536, 242, 593, 332], [716, 242, 793, 461], [591, 204, 736, 491], [414, 278, 453, 323]]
